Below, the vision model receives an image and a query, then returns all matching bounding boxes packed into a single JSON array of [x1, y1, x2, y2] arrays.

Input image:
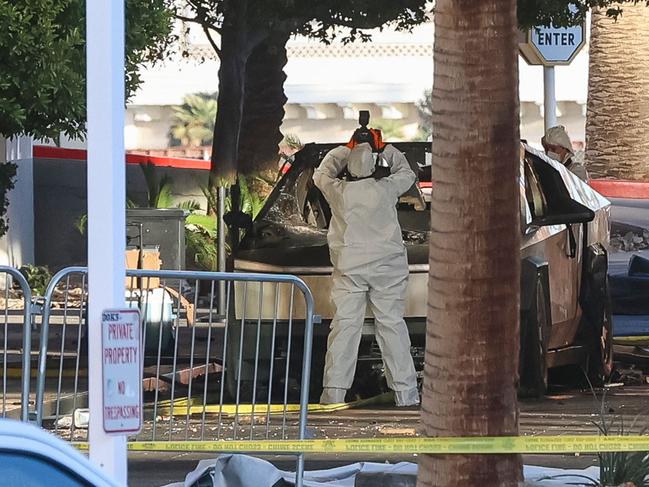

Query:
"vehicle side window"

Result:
[[295, 170, 330, 229], [304, 184, 330, 228], [0, 451, 92, 486], [523, 157, 548, 219]]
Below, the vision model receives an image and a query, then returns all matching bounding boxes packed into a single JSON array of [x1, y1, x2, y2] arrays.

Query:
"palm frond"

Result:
[[169, 92, 217, 147], [186, 213, 217, 237], [74, 213, 88, 235], [155, 173, 175, 208], [177, 200, 202, 212]]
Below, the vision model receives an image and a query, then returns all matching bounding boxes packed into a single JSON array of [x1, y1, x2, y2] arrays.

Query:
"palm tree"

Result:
[[417, 1, 522, 486], [170, 93, 218, 148], [586, 4, 649, 180]]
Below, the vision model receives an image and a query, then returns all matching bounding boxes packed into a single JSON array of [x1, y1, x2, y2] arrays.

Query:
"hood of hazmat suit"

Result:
[[347, 142, 375, 178]]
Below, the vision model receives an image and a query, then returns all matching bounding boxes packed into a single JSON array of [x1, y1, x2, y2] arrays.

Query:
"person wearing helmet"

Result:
[[541, 125, 589, 181], [313, 141, 419, 407]]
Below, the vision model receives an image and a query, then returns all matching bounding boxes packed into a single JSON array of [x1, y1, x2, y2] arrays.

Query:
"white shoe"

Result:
[[320, 387, 347, 404], [395, 388, 420, 407]]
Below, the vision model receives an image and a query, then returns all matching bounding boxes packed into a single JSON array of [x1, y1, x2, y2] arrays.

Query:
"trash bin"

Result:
[[126, 208, 187, 270], [126, 288, 175, 355]]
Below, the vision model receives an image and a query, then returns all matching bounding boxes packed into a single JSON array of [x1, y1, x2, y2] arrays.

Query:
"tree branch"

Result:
[[175, 14, 201, 24], [203, 25, 222, 57]]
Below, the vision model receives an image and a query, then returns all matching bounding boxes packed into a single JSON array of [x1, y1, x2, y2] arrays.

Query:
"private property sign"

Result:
[[519, 21, 586, 65], [102, 309, 142, 434]]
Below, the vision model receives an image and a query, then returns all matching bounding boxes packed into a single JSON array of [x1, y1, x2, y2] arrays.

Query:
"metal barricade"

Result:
[[0, 266, 32, 422], [35, 267, 88, 435], [36, 267, 315, 485]]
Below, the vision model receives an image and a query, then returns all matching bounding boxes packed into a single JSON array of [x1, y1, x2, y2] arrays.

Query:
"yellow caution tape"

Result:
[[614, 336, 649, 345], [153, 392, 393, 417], [72, 435, 649, 454]]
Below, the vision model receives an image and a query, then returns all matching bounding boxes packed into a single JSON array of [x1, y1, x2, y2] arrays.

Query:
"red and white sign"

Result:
[[101, 309, 142, 434]]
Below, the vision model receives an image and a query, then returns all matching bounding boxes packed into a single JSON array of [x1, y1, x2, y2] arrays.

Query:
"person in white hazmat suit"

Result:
[[313, 142, 420, 407]]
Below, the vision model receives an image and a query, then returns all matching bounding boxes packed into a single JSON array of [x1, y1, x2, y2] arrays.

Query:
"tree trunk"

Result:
[[209, 23, 248, 188], [417, 0, 522, 486], [237, 32, 290, 175], [586, 5, 649, 180]]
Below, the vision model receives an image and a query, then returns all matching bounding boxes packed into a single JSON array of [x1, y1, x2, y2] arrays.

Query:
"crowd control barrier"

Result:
[[34, 267, 316, 487], [0, 266, 32, 422]]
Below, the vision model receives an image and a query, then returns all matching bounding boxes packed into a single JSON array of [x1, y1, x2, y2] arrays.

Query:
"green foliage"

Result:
[[143, 166, 267, 271], [282, 134, 303, 152], [176, 0, 430, 52], [177, 199, 202, 211], [186, 226, 220, 271], [279, 134, 304, 171], [174, 0, 430, 181], [238, 175, 265, 220], [74, 212, 88, 235], [140, 162, 175, 208], [373, 119, 408, 141], [74, 158, 267, 272], [18, 264, 52, 296], [186, 213, 216, 236], [0, 0, 173, 140], [596, 407, 649, 487], [0, 162, 17, 238], [541, 389, 649, 487], [517, 0, 649, 29], [170, 92, 218, 147]]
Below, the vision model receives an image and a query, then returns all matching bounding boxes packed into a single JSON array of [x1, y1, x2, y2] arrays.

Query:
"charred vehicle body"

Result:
[[229, 142, 612, 399]]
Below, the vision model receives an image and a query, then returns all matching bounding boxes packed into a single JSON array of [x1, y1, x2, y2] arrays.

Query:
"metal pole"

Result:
[[543, 65, 557, 131], [86, 0, 128, 482], [218, 185, 227, 314]]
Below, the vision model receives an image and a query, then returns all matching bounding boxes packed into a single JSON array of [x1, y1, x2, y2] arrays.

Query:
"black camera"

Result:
[[351, 110, 376, 149]]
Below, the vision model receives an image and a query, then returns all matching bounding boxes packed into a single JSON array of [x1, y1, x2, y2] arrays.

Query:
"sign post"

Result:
[[543, 66, 557, 131], [86, 0, 128, 482], [519, 17, 586, 131]]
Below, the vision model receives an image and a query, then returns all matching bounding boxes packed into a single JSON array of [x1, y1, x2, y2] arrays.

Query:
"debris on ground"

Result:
[[611, 365, 646, 386], [55, 415, 73, 429], [610, 224, 649, 253], [376, 426, 417, 436]]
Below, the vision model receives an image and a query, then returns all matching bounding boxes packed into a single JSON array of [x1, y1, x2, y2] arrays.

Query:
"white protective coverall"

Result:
[[313, 142, 419, 406]]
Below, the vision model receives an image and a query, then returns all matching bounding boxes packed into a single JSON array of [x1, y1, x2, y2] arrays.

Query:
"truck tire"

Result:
[[519, 273, 551, 398], [579, 244, 614, 385], [587, 284, 613, 383]]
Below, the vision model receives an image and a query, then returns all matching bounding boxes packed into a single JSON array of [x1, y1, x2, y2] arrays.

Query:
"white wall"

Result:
[[0, 136, 34, 267]]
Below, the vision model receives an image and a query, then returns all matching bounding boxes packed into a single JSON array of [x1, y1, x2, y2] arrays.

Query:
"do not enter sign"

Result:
[[519, 21, 586, 66], [102, 309, 142, 434]]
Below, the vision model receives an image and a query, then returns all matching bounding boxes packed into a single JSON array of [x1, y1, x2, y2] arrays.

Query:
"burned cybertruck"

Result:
[[231, 142, 612, 398]]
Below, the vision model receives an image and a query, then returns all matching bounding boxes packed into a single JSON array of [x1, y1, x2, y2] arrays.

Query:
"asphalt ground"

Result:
[[127, 385, 649, 486]]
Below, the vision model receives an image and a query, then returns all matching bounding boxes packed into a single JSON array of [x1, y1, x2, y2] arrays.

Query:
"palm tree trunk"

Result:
[[238, 32, 290, 175], [586, 5, 649, 180], [417, 0, 522, 485]]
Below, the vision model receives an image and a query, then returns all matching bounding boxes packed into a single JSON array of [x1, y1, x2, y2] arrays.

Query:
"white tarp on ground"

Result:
[[163, 455, 600, 487]]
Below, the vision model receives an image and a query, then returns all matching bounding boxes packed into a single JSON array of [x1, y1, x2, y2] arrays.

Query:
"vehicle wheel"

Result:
[[519, 279, 551, 398], [579, 244, 614, 386], [586, 282, 614, 384]]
